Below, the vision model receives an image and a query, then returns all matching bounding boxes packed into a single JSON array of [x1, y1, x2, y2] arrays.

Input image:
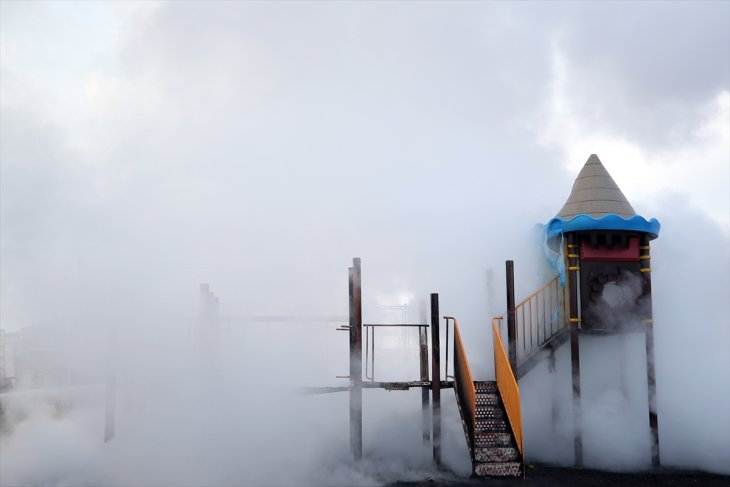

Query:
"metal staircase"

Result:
[[450, 273, 572, 477], [472, 380, 522, 476], [451, 319, 524, 477]]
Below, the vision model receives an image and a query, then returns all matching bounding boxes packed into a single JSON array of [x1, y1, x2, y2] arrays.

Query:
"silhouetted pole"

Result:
[[104, 325, 116, 443], [198, 283, 220, 361], [419, 324, 430, 447], [567, 233, 583, 466], [506, 260, 517, 372], [349, 258, 363, 461], [640, 235, 660, 466], [549, 347, 559, 434], [430, 293, 441, 466]]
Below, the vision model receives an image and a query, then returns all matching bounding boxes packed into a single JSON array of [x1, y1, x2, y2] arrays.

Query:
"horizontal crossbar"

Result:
[[299, 380, 454, 395], [363, 323, 430, 328]]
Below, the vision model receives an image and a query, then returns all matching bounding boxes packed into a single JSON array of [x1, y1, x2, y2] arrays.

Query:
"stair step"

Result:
[[475, 418, 508, 432], [475, 393, 499, 406], [475, 406, 505, 420], [474, 381, 497, 393], [474, 447, 520, 463], [474, 461, 522, 477], [474, 432, 513, 448]]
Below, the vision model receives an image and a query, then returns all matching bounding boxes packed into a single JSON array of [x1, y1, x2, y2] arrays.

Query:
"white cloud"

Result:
[[1, 2, 728, 483], [540, 42, 730, 233]]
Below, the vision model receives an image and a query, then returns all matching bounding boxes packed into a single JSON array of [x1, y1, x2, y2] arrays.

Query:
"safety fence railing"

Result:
[[453, 319, 476, 456], [360, 324, 430, 382], [492, 321, 523, 459], [514, 275, 567, 363]]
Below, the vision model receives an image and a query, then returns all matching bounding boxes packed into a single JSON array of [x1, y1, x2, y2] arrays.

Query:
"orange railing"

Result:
[[492, 316, 504, 334], [514, 275, 567, 362], [453, 319, 476, 454], [492, 321, 523, 457]]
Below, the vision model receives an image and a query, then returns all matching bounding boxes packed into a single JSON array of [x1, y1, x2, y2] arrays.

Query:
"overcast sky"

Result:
[[1, 1, 728, 327], [1, 1, 729, 482]]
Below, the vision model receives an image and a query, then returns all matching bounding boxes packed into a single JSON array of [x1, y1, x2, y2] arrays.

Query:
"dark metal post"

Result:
[[640, 235, 660, 466], [430, 293, 441, 465], [198, 283, 220, 360], [548, 344, 558, 432], [506, 260, 517, 371], [198, 283, 209, 356], [349, 258, 363, 461], [104, 326, 116, 443], [419, 325, 430, 447], [567, 233, 583, 466]]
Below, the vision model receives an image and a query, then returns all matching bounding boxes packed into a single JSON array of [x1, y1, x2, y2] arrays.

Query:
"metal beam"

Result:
[[349, 259, 363, 461], [222, 315, 348, 323], [299, 381, 455, 396], [363, 323, 429, 327], [506, 260, 517, 372], [430, 293, 441, 466], [419, 325, 430, 447], [567, 233, 583, 467], [641, 235, 660, 466]]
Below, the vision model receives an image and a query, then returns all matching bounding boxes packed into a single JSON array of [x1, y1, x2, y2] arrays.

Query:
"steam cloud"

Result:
[[1, 2, 728, 486]]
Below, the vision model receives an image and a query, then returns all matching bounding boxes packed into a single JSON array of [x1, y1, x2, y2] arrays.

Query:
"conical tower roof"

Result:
[[557, 154, 636, 219]]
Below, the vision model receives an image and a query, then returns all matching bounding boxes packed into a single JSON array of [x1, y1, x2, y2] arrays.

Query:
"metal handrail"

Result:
[[443, 317, 456, 380], [453, 319, 476, 456], [492, 316, 503, 333], [514, 275, 567, 362], [492, 321, 524, 459], [365, 324, 375, 382], [362, 323, 429, 382]]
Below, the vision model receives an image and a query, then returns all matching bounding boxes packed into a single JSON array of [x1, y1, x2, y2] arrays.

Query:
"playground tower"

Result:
[[545, 154, 661, 466]]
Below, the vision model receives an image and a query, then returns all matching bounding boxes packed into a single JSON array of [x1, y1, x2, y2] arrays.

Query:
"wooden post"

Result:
[[419, 325, 430, 447], [349, 259, 363, 461], [640, 235, 660, 466], [567, 233, 583, 466], [506, 260, 517, 372], [430, 293, 441, 466]]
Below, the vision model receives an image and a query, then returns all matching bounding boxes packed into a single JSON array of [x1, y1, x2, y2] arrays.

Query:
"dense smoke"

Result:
[[522, 199, 730, 474], [1, 1, 728, 486]]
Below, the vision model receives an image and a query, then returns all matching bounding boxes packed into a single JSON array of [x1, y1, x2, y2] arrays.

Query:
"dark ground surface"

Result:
[[390, 465, 730, 487]]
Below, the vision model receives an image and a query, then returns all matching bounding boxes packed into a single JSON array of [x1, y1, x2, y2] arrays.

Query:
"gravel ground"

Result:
[[389, 465, 729, 487]]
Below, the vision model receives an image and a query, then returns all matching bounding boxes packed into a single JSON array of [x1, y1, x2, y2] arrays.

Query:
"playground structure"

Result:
[[100, 154, 661, 478], [336, 154, 661, 477]]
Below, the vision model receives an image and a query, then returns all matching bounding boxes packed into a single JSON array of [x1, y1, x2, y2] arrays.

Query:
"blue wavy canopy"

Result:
[[546, 213, 661, 238], [542, 213, 660, 285]]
